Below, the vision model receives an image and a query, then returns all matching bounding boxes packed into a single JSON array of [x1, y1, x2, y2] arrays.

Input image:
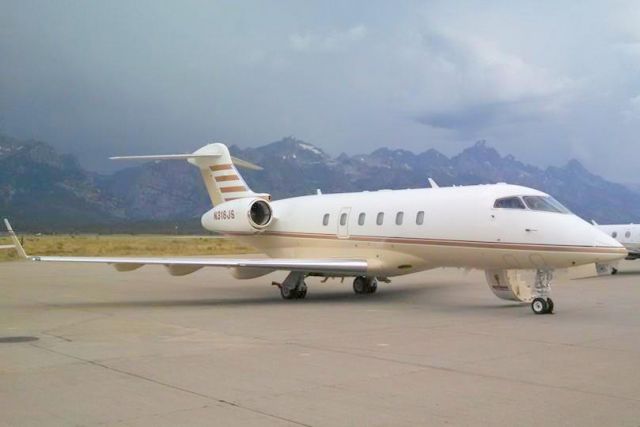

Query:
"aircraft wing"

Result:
[[27, 255, 367, 275], [3, 220, 367, 276]]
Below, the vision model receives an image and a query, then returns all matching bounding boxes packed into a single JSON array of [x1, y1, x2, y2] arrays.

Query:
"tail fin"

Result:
[[111, 143, 267, 206]]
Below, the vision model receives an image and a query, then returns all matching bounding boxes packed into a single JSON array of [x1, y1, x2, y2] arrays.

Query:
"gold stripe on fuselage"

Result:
[[227, 230, 626, 255]]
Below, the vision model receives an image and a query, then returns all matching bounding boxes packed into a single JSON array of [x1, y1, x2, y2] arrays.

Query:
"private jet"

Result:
[[591, 221, 640, 274], [2, 143, 626, 314]]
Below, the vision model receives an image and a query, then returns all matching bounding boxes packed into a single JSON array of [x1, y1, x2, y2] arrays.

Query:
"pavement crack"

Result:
[[30, 344, 312, 427], [288, 341, 640, 404]]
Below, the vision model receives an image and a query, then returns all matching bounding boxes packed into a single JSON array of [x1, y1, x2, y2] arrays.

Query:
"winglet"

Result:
[[591, 220, 598, 226], [3, 219, 28, 259], [428, 178, 440, 188]]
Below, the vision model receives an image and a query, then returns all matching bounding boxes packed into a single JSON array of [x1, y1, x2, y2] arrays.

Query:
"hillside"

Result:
[[1, 135, 639, 231]]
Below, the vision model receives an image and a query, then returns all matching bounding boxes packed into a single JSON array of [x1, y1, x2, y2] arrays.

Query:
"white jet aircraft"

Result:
[[591, 221, 640, 274], [2, 143, 626, 314]]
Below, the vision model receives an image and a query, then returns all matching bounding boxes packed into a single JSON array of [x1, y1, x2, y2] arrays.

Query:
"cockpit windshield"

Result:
[[493, 195, 571, 213], [494, 197, 526, 209], [522, 196, 571, 213]]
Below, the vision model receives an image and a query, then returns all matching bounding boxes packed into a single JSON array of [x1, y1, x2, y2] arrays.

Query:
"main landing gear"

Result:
[[280, 282, 307, 299], [274, 274, 381, 299], [353, 276, 378, 294], [274, 271, 308, 300], [530, 269, 554, 315]]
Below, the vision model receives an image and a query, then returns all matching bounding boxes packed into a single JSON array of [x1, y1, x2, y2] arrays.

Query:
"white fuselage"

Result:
[[596, 224, 640, 254], [206, 183, 624, 277]]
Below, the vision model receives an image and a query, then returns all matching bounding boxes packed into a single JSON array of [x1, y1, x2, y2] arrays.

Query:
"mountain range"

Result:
[[1, 134, 639, 232]]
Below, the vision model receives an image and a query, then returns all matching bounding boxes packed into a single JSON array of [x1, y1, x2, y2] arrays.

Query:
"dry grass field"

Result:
[[0, 234, 254, 261]]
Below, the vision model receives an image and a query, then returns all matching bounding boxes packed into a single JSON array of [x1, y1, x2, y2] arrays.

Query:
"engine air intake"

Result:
[[249, 200, 272, 228]]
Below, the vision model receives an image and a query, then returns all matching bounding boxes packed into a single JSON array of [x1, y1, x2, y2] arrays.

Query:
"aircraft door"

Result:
[[337, 207, 351, 238]]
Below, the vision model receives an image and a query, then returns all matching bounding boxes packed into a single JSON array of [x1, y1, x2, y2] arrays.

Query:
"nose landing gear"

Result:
[[531, 269, 554, 314], [531, 297, 554, 314]]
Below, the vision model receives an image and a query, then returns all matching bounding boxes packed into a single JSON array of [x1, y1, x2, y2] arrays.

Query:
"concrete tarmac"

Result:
[[1, 260, 639, 426]]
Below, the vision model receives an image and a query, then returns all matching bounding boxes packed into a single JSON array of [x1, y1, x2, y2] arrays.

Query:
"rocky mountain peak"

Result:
[[240, 137, 328, 163], [455, 140, 502, 163]]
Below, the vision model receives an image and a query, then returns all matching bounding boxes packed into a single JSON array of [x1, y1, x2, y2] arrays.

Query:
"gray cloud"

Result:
[[415, 99, 547, 132], [1, 0, 640, 183]]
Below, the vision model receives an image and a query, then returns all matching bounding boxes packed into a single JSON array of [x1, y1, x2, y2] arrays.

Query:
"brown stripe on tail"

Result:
[[214, 174, 241, 182], [220, 185, 248, 193]]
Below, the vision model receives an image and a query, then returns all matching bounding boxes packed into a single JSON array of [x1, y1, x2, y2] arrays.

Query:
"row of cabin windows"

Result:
[[611, 231, 632, 239], [324, 211, 425, 227]]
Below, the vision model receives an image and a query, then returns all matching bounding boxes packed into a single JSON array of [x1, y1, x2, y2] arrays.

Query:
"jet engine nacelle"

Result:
[[201, 198, 273, 234], [484, 269, 537, 302]]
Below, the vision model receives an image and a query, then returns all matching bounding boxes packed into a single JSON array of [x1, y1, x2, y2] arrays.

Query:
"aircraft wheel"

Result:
[[353, 276, 367, 294], [366, 279, 378, 294], [531, 297, 549, 315], [296, 283, 308, 299], [611, 268, 618, 275], [280, 286, 296, 300], [546, 298, 554, 314]]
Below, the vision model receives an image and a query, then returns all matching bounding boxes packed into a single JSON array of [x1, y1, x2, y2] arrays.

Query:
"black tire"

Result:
[[546, 298, 554, 314], [531, 297, 549, 315], [353, 276, 367, 294], [280, 286, 296, 300], [367, 280, 378, 294], [611, 268, 618, 275], [296, 283, 308, 299]]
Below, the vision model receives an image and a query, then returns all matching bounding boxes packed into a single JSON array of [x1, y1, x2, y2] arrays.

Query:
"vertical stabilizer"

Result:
[[188, 144, 257, 206]]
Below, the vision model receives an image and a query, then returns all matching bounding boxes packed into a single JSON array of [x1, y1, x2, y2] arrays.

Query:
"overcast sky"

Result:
[[1, 0, 639, 182]]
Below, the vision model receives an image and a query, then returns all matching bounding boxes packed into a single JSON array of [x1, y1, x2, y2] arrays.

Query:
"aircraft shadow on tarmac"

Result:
[[613, 269, 640, 276], [39, 282, 528, 314], [44, 285, 440, 310]]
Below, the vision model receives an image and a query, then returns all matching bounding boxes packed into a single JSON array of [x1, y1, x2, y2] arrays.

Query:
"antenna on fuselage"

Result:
[[428, 178, 439, 188]]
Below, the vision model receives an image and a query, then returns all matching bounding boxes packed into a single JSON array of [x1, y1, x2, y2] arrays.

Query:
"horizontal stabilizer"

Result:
[[110, 153, 218, 161], [110, 153, 263, 170]]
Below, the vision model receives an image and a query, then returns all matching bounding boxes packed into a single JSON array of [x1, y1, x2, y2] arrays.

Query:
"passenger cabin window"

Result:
[[396, 212, 404, 225], [322, 213, 330, 226], [612, 231, 618, 238], [358, 213, 365, 226], [416, 211, 424, 225], [522, 196, 570, 213], [376, 212, 384, 225], [340, 213, 347, 226], [494, 197, 526, 209]]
